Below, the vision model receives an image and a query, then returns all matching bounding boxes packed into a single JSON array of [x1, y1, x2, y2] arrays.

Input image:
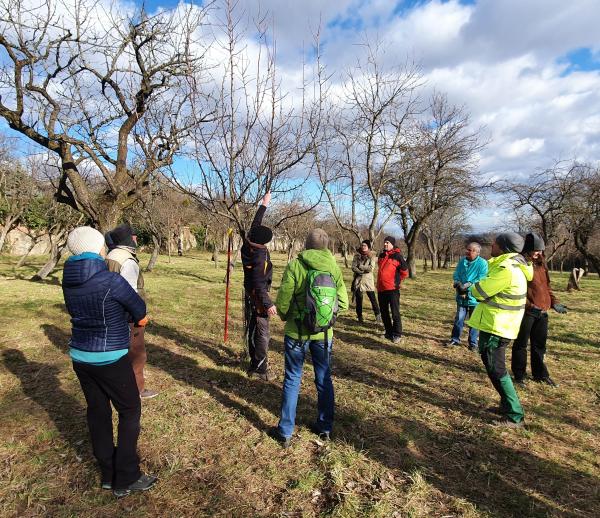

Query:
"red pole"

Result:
[[224, 228, 233, 342]]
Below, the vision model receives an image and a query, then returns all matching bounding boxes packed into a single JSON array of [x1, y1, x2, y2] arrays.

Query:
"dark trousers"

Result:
[[378, 290, 402, 338], [72, 354, 142, 489], [511, 312, 550, 380], [479, 331, 524, 423], [245, 295, 270, 374], [355, 290, 380, 320]]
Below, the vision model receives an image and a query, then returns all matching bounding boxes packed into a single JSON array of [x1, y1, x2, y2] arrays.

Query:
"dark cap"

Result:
[[383, 236, 396, 247], [495, 232, 525, 254], [522, 232, 545, 254], [249, 225, 273, 245], [109, 224, 137, 248]]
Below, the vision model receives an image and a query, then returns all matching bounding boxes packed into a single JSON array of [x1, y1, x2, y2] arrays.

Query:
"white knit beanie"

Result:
[[67, 226, 106, 256]]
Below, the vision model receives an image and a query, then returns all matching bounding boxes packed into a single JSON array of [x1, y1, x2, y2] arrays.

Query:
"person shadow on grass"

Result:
[[2, 348, 89, 461]]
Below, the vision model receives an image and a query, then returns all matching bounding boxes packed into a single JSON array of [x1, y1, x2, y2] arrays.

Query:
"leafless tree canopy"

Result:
[[0, 0, 209, 230]]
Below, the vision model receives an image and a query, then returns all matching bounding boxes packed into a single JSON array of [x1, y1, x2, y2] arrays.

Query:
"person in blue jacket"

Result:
[[62, 226, 156, 498], [446, 242, 488, 350]]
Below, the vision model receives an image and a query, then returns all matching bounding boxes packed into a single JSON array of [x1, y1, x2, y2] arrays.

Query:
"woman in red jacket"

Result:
[[377, 236, 409, 343]]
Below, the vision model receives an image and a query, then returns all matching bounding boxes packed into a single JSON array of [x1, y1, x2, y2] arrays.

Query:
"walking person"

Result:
[[106, 224, 157, 399], [377, 236, 409, 343], [269, 229, 348, 447], [351, 239, 381, 324], [511, 232, 567, 388], [467, 233, 533, 427], [446, 242, 488, 350], [241, 191, 277, 381], [62, 226, 156, 497]]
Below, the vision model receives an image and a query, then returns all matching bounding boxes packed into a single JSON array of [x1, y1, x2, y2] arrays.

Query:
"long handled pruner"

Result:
[[224, 228, 234, 343]]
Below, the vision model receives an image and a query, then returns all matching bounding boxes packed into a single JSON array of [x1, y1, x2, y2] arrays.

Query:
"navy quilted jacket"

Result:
[[62, 254, 146, 353]]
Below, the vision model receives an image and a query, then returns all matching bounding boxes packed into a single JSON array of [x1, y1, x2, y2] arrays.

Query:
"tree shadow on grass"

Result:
[[40, 324, 600, 517], [1, 348, 89, 460], [334, 328, 483, 376]]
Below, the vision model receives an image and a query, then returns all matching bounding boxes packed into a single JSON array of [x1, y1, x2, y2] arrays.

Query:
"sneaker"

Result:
[[468, 344, 478, 352], [444, 340, 459, 348], [140, 389, 159, 400], [391, 335, 402, 344], [101, 481, 112, 490], [267, 426, 291, 449], [113, 474, 157, 498], [382, 333, 392, 340], [375, 314, 383, 325], [357, 316, 364, 324], [492, 419, 524, 429], [309, 422, 332, 441], [533, 376, 558, 387]]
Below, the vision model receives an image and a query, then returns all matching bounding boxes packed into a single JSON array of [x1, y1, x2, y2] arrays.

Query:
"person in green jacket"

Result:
[[467, 232, 533, 427], [269, 229, 348, 447]]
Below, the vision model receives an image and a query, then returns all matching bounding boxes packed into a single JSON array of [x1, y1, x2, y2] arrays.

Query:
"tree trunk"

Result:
[[342, 243, 350, 268], [287, 239, 296, 263], [0, 217, 18, 253], [32, 242, 66, 280], [146, 235, 161, 272], [14, 240, 37, 269], [212, 245, 219, 268], [566, 268, 585, 291], [406, 241, 418, 278]]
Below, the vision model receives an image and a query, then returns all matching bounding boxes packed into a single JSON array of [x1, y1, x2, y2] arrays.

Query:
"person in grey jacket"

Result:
[[351, 240, 381, 324]]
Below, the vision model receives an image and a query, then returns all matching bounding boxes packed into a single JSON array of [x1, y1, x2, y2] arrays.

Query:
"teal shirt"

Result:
[[453, 255, 488, 307], [70, 348, 128, 366]]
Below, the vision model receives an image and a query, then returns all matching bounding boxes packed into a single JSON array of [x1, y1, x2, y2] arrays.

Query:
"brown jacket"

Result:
[[526, 259, 557, 311], [351, 251, 376, 292]]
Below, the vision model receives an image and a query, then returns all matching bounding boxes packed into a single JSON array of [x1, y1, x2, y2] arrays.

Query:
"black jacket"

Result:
[[241, 205, 273, 311]]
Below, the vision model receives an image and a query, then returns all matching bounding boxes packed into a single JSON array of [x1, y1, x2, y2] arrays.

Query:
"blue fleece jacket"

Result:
[[453, 255, 488, 307], [62, 253, 146, 364]]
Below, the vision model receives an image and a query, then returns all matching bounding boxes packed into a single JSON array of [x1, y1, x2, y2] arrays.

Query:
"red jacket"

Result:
[[377, 248, 409, 291]]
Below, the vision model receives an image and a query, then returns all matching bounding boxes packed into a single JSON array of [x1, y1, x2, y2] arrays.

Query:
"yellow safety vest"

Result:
[[467, 253, 533, 340]]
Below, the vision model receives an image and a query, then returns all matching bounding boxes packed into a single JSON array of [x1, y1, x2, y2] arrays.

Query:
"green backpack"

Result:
[[295, 257, 339, 340]]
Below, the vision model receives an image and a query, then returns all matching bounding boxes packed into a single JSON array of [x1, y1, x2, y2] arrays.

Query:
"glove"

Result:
[[453, 281, 461, 289], [461, 282, 472, 291], [135, 317, 149, 327], [552, 304, 567, 314]]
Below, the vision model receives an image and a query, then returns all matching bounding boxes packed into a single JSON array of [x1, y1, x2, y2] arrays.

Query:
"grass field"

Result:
[[0, 251, 599, 517]]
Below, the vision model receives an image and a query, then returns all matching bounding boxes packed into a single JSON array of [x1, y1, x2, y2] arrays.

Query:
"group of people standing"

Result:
[[446, 232, 567, 427], [60, 191, 568, 496]]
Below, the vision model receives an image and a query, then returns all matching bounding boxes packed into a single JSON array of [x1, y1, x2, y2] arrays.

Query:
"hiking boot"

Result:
[[309, 422, 332, 441], [249, 369, 277, 382], [445, 340, 459, 348], [533, 376, 558, 387], [267, 427, 291, 449], [391, 336, 402, 344], [140, 389, 159, 400], [382, 332, 392, 340], [485, 405, 508, 415], [113, 474, 158, 498], [468, 344, 478, 352], [492, 419, 524, 429], [513, 377, 527, 387], [357, 316, 364, 324]]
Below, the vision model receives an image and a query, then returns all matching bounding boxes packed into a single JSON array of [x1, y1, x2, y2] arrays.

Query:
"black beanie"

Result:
[[249, 225, 273, 245], [384, 235, 396, 247], [495, 232, 524, 254], [522, 232, 545, 254], [110, 224, 136, 248], [362, 239, 372, 250]]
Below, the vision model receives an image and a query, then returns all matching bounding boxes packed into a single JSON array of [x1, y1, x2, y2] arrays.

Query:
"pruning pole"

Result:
[[223, 228, 234, 343]]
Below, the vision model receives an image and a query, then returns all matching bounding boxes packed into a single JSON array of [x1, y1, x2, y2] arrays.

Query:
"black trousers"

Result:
[[377, 290, 402, 338], [511, 312, 550, 380], [72, 354, 142, 489], [245, 295, 270, 374], [355, 290, 380, 319]]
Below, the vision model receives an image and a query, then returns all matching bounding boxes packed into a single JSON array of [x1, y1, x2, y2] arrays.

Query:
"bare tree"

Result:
[[175, 0, 320, 240], [390, 93, 485, 278], [422, 207, 471, 270], [494, 163, 579, 261], [0, 0, 210, 231], [317, 41, 421, 243]]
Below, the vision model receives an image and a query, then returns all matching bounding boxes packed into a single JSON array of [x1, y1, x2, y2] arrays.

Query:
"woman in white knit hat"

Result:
[[62, 226, 157, 497]]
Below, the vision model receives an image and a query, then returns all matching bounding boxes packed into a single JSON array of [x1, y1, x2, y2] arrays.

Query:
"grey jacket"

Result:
[[351, 252, 376, 292]]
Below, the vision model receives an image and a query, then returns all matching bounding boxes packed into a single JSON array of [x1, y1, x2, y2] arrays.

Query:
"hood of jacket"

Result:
[[298, 249, 338, 271], [62, 253, 107, 288], [489, 252, 534, 282]]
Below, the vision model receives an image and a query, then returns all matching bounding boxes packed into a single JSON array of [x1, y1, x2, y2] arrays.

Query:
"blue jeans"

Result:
[[451, 305, 478, 347], [277, 336, 334, 439]]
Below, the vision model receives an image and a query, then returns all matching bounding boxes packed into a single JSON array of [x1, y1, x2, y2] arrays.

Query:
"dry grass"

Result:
[[0, 251, 599, 517]]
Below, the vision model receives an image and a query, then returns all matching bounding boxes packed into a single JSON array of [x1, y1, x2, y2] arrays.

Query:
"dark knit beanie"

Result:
[[495, 232, 525, 254], [383, 235, 396, 247], [249, 225, 273, 245], [110, 224, 137, 248], [522, 232, 545, 254], [305, 228, 329, 250], [362, 239, 372, 250]]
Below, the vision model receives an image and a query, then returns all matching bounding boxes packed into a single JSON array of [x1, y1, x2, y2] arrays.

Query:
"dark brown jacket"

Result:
[[526, 259, 557, 311]]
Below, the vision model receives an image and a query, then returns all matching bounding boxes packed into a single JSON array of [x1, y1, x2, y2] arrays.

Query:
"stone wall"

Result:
[[4, 226, 51, 255]]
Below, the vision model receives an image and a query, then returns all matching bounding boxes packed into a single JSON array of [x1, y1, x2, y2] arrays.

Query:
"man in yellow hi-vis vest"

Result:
[[467, 233, 533, 427]]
